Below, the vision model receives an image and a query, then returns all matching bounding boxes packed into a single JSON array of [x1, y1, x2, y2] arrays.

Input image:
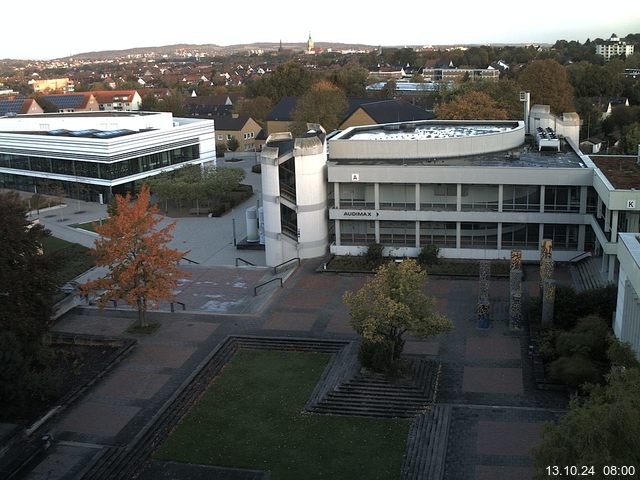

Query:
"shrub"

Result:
[[364, 243, 384, 269], [417, 244, 439, 266]]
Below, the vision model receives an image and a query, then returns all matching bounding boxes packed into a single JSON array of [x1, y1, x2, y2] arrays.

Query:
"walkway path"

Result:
[[24, 259, 567, 480]]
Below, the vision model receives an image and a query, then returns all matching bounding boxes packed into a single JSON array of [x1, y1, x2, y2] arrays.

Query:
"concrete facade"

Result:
[[615, 233, 640, 360]]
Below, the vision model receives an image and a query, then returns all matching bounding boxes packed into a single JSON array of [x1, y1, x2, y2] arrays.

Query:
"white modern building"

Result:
[[595, 34, 635, 61], [0, 111, 215, 202], [615, 233, 640, 360], [259, 106, 640, 289]]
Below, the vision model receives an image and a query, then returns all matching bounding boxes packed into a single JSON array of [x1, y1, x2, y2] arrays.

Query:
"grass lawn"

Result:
[[70, 220, 99, 232], [155, 350, 411, 480], [41, 236, 95, 289]]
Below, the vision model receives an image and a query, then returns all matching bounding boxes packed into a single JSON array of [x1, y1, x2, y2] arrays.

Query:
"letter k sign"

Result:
[[628, 200, 636, 209]]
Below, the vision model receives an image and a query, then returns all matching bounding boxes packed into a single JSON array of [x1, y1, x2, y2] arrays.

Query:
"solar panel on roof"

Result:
[[93, 129, 134, 138], [47, 129, 69, 135], [41, 94, 85, 109], [0, 98, 25, 116]]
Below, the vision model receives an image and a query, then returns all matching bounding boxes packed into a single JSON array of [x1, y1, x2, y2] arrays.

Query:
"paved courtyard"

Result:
[[23, 258, 567, 480]]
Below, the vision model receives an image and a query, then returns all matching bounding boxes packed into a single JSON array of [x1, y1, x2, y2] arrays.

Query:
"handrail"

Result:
[[254, 277, 283, 296], [170, 301, 186, 312], [235, 257, 256, 267], [273, 257, 300, 274], [568, 251, 592, 263], [181, 256, 199, 264]]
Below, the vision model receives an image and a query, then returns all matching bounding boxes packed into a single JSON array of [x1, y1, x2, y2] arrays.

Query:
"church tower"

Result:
[[307, 32, 314, 54]]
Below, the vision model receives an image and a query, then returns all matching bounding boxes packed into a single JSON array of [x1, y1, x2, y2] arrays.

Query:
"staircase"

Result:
[[308, 359, 441, 418], [400, 404, 452, 480], [570, 257, 610, 293]]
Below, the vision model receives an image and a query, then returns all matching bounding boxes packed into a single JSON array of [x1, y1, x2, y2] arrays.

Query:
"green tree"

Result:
[[226, 136, 240, 152], [291, 80, 347, 134], [436, 90, 508, 120], [343, 259, 453, 374], [620, 122, 640, 154], [234, 96, 273, 127], [518, 59, 575, 114], [245, 61, 315, 103], [139, 92, 159, 111], [0, 192, 59, 415], [329, 64, 370, 97], [532, 368, 640, 479], [157, 90, 186, 117]]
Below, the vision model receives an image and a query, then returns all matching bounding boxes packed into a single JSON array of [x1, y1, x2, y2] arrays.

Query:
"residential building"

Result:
[[185, 94, 237, 117], [0, 97, 44, 116], [37, 93, 99, 113], [339, 99, 434, 130], [259, 105, 640, 290], [28, 78, 73, 93], [265, 97, 433, 135], [595, 34, 635, 61], [92, 90, 142, 111], [0, 111, 215, 203], [212, 115, 263, 152], [422, 66, 500, 83], [615, 233, 640, 360]]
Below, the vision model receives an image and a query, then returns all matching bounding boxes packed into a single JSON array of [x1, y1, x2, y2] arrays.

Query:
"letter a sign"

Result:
[[351, 173, 359, 182]]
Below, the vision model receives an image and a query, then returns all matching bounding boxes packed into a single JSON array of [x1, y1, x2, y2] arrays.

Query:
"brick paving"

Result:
[[22, 259, 572, 480]]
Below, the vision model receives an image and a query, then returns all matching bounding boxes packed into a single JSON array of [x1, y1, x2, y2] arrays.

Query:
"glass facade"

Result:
[[502, 223, 539, 249], [544, 186, 580, 212], [340, 220, 375, 245], [461, 185, 499, 211], [460, 222, 498, 249], [379, 221, 415, 246], [502, 185, 540, 211], [543, 224, 579, 250], [420, 184, 457, 211], [379, 184, 415, 210], [339, 183, 375, 209], [0, 144, 199, 181], [420, 222, 456, 247]]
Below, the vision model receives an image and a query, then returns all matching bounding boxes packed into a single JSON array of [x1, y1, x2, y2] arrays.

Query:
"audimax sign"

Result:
[[342, 211, 379, 217]]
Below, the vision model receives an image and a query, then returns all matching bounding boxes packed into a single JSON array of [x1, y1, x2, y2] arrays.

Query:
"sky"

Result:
[[3, 0, 640, 60]]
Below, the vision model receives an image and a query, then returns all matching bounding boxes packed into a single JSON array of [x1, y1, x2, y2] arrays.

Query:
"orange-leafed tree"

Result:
[[81, 185, 187, 327]]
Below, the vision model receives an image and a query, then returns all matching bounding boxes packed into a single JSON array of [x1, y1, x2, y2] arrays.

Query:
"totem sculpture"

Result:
[[509, 250, 523, 330], [541, 279, 556, 326], [539, 239, 556, 326], [477, 260, 491, 329]]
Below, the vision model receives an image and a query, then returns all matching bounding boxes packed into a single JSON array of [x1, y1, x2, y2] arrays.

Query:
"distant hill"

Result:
[[63, 42, 377, 60]]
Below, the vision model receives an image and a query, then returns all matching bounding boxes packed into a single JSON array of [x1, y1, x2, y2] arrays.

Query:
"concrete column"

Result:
[[375, 220, 380, 243], [456, 222, 461, 249], [374, 183, 380, 210], [539, 223, 545, 246], [579, 186, 588, 214], [456, 184, 462, 212], [601, 253, 608, 274], [605, 207, 611, 233], [611, 210, 619, 240], [608, 255, 616, 283], [578, 224, 586, 251], [497, 223, 503, 250], [539, 185, 545, 213], [498, 184, 503, 213], [415, 183, 420, 211], [334, 183, 340, 208], [335, 219, 341, 246], [415, 220, 420, 248], [629, 213, 640, 233], [597, 196, 603, 219]]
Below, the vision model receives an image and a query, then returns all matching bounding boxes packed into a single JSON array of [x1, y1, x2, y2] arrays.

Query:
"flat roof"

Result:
[[590, 155, 640, 189], [329, 149, 584, 168], [346, 123, 516, 141], [0, 111, 158, 119]]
